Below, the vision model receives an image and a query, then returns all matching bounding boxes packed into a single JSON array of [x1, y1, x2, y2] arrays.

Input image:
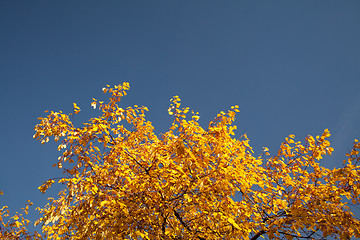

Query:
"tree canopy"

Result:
[[1, 82, 360, 239]]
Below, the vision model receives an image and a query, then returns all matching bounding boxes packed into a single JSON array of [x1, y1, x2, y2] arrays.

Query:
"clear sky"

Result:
[[1, 0, 360, 232]]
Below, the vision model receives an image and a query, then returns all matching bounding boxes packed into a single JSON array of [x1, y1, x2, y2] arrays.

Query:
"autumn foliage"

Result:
[[1, 82, 360, 239]]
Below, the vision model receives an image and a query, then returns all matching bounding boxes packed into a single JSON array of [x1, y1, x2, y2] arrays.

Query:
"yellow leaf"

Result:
[[192, 115, 200, 121], [73, 103, 81, 114], [186, 148, 197, 161], [228, 217, 241, 230], [184, 194, 192, 202], [73, 103, 80, 109], [91, 185, 98, 194], [100, 200, 110, 207], [15, 221, 22, 228], [136, 231, 150, 239]]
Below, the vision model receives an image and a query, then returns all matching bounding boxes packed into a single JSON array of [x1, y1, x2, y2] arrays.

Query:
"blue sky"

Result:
[[1, 0, 360, 232]]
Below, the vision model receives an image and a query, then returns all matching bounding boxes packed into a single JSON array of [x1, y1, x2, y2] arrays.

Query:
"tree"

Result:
[[1, 82, 360, 239]]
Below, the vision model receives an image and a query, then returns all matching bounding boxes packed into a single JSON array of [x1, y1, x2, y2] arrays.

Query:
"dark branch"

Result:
[[251, 230, 266, 240], [173, 209, 205, 240]]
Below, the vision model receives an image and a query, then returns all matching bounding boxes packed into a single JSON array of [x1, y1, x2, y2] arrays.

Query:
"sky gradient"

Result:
[[1, 0, 360, 232]]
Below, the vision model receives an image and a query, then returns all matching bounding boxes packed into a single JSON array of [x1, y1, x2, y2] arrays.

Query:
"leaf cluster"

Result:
[[1, 83, 360, 239]]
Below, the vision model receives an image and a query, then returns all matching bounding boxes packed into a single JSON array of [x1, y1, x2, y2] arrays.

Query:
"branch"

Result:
[[173, 209, 205, 240], [278, 230, 319, 239], [251, 230, 266, 240]]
